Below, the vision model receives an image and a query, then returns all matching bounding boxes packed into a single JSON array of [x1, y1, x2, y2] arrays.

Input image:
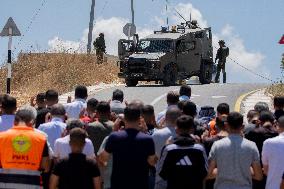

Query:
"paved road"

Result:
[[90, 83, 267, 115]]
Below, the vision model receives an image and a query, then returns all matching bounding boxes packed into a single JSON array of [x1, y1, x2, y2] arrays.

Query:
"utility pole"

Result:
[[87, 0, 96, 54], [131, 0, 135, 26]]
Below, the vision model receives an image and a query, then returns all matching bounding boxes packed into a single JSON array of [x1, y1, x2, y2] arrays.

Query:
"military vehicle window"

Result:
[[178, 41, 195, 53], [138, 40, 173, 53], [195, 32, 204, 38]]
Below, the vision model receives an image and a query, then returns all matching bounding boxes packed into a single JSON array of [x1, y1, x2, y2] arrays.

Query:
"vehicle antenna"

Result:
[[174, 8, 187, 22]]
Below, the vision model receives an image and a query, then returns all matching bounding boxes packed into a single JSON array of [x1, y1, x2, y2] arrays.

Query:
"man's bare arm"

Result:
[[49, 174, 59, 189], [93, 177, 101, 189], [251, 161, 263, 181], [98, 150, 110, 166], [206, 160, 217, 180], [147, 154, 158, 167]]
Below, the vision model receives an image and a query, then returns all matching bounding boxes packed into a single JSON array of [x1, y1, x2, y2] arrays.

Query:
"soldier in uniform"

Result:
[[93, 33, 106, 64], [215, 40, 229, 83]]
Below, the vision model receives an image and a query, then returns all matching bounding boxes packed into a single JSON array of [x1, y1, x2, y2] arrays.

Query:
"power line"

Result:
[[14, 0, 48, 51], [213, 45, 274, 83]]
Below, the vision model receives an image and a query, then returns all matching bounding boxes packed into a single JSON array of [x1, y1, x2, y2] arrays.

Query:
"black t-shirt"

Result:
[[275, 110, 284, 121], [52, 153, 100, 189], [105, 128, 155, 189], [245, 126, 278, 161], [35, 108, 50, 128]]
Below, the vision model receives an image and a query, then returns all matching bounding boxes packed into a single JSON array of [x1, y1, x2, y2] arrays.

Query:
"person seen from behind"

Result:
[[262, 116, 284, 189], [100, 102, 157, 189], [50, 128, 101, 189], [158, 115, 208, 189], [0, 109, 50, 188], [54, 119, 95, 161], [273, 96, 284, 121], [64, 85, 88, 119], [86, 101, 113, 154], [208, 103, 229, 137], [0, 94, 17, 132], [207, 112, 263, 189]]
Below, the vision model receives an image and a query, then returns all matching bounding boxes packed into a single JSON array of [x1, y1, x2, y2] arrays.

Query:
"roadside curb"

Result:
[[234, 89, 262, 113]]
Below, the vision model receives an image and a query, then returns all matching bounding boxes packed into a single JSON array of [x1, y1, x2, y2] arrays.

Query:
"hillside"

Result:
[[0, 53, 120, 105]]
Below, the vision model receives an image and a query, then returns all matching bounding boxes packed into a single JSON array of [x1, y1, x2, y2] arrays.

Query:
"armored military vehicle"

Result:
[[117, 20, 214, 86]]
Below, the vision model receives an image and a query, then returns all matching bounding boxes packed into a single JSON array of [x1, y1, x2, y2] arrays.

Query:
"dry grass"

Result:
[[0, 53, 120, 105], [266, 83, 284, 97]]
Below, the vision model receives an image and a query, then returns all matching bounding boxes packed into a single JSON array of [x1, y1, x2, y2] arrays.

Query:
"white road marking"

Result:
[[150, 89, 201, 106], [211, 96, 227, 99]]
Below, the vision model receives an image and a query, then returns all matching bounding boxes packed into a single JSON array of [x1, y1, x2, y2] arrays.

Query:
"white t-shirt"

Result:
[[64, 99, 86, 119], [262, 133, 284, 189], [54, 135, 95, 159]]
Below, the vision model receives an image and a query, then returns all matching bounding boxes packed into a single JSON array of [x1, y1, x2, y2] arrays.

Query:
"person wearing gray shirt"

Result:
[[207, 112, 263, 189]]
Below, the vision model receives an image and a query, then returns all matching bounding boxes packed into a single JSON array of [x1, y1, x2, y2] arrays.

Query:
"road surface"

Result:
[[90, 83, 267, 115]]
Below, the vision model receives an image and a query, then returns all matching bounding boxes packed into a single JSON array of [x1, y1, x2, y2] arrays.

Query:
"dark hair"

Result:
[[179, 85, 191, 97], [182, 101, 197, 117], [259, 111, 274, 123], [66, 119, 85, 131], [96, 101, 111, 114], [274, 96, 284, 108], [278, 116, 284, 128], [75, 85, 88, 99], [167, 91, 179, 105], [112, 89, 124, 102], [1, 95, 17, 114], [124, 103, 141, 122], [87, 98, 98, 112], [176, 115, 195, 131], [165, 107, 182, 124], [247, 110, 259, 119], [217, 103, 230, 115], [254, 102, 269, 113], [15, 109, 35, 125], [69, 128, 87, 146], [36, 93, 46, 103], [142, 105, 155, 116], [50, 104, 66, 116], [45, 90, 59, 102], [227, 112, 243, 130]]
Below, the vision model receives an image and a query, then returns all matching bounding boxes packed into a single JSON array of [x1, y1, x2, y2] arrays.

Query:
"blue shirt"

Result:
[[105, 128, 155, 189], [38, 117, 66, 151], [0, 114, 15, 132], [156, 105, 178, 125]]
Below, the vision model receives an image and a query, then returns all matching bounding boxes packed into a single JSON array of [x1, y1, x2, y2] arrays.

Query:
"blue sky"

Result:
[[0, 0, 283, 83]]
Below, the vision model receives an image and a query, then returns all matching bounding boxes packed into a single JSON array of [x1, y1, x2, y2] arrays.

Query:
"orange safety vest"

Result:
[[209, 119, 217, 136], [0, 126, 46, 171]]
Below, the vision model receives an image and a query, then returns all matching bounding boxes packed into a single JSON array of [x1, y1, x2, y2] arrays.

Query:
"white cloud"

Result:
[[47, 3, 270, 83], [171, 3, 208, 28], [213, 24, 269, 82], [170, 3, 269, 83], [48, 17, 152, 55]]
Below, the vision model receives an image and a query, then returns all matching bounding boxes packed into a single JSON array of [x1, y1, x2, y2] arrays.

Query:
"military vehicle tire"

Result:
[[125, 79, 138, 87], [163, 64, 177, 86], [199, 61, 212, 84]]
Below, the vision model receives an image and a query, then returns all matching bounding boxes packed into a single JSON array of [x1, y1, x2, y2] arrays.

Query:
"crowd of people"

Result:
[[0, 84, 283, 189]]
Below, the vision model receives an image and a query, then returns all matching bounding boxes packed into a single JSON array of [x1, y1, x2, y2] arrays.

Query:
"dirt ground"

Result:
[[0, 53, 120, 105]]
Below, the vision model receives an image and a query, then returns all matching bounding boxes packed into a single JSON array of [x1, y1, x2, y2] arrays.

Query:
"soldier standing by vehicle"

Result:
[[215, 40, 229, 83], [93, 33, 106, 64]]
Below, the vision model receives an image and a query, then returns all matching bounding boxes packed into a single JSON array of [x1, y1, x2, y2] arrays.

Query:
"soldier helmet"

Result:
[[191, 20, 198, 25], [218, 40, 225, 45], [99, 33, 104, 37]]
